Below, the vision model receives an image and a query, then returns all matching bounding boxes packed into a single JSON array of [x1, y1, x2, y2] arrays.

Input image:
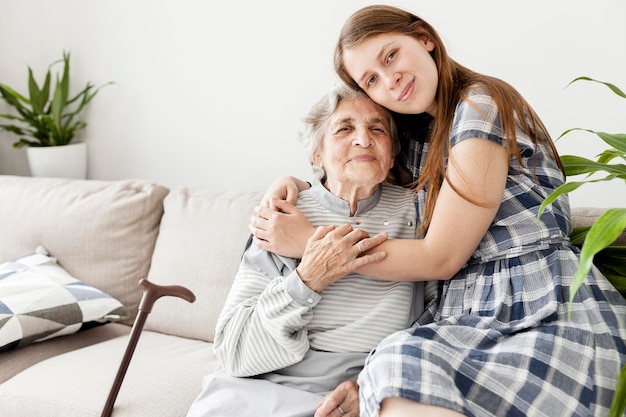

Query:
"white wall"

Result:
[[0, 0, 624, 208]]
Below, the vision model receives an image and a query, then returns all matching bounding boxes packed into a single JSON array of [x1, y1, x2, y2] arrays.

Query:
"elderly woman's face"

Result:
[[314, 97, 394, 193]]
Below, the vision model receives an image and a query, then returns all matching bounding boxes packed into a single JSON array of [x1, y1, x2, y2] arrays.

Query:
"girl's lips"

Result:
[[398, 79, 414, 102]]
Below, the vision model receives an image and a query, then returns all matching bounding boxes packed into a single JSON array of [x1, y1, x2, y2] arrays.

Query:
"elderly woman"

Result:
[[186, 85, 429, 417]]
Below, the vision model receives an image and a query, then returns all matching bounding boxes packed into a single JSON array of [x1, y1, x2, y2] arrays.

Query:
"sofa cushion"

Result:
[[0, 323, 130, 384], [0, 247, 126, 352], [144, 188, 262, 342], [0, 175, 169, 324], [0, 331, 216, 417]]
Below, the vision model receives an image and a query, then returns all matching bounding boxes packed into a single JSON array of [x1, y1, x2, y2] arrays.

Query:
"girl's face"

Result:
[[343, 33, 438, 116]]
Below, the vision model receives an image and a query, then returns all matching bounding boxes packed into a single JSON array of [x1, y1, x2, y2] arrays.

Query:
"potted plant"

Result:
[[0, 51, 111, 178], [539, 76, 626, 417]]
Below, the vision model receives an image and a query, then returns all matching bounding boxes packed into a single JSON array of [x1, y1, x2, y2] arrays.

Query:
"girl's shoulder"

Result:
[[459, 84, 497, 109], [451, 84, 504, 147]]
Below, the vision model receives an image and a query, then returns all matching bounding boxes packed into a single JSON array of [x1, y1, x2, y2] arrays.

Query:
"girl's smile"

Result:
[[398, 79, 414, 102]]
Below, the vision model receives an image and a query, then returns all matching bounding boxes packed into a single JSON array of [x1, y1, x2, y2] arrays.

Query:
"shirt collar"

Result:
[[308, 182, 382, 217]]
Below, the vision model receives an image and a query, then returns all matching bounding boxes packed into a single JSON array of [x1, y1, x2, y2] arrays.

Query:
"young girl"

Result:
[[251, 5, 626, 417]]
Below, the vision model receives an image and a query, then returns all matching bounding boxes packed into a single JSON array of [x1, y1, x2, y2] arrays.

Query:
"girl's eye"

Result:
[[386, 50, 396, 64], [366, 75, 377, 87]]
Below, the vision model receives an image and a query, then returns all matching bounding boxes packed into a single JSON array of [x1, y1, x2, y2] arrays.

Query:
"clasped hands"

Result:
[[296, 223, 387, 293], [250, 198, 388, 293]]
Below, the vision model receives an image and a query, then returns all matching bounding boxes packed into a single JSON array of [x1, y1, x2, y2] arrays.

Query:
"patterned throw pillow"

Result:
[[0, 247, 127, 352]]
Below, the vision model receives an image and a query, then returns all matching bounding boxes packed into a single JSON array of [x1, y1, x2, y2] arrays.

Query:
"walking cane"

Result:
[[100, 278, 196, 417]]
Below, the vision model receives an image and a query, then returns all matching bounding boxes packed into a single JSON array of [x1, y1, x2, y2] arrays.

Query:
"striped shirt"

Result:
[[213, 182, 423, 377]]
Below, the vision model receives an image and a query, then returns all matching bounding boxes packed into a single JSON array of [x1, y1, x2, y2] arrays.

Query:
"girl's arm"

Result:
[[359, 137, 509, 281]]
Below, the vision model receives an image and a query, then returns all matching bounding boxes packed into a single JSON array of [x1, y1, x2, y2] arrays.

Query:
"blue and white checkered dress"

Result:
[[358, 88, 626, 417]]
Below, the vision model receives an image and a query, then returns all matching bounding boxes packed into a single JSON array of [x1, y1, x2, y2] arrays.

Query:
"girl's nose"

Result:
[[382, 70, 400, 90]]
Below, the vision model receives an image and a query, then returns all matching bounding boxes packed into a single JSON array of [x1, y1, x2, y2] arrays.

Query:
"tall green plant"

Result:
[[539, 77, 626, 417], [0, 51, 111, 147]]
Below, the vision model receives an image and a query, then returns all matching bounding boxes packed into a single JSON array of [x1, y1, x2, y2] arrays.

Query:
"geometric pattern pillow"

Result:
[[0, 246, 127, 352]]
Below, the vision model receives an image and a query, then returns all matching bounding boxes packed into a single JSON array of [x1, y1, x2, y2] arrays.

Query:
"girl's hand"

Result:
[[250, 198, 314, 258], [297, 224, 388, 293], [314, 380, 360, 417], [260, 176, 310, 208]]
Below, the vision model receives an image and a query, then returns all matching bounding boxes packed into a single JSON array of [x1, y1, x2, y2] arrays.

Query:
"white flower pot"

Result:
[[26, 142, 87, 179]]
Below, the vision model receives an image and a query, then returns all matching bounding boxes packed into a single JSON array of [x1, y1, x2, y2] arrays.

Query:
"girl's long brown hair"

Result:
[[334, 5, 564, 234]]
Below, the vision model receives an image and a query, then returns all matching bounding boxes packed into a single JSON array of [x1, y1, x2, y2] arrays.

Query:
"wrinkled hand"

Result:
[[249, 198, 314, 258], [315, 380, 359, 417], [297, 224, 388, 293]]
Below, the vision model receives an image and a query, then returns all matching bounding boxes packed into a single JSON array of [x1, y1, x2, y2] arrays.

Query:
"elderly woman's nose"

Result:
[[352, 129, 373, 147]]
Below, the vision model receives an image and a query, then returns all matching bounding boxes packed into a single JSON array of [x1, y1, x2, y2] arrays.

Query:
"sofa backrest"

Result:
[[143, 187, 262, 342], [0, 175, 169, 324], [571, 207, 626, 245]]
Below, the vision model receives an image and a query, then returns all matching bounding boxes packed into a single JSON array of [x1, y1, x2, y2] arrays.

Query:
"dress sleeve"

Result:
[[213, 242, 321, 377], [450, 89, 507, 149]]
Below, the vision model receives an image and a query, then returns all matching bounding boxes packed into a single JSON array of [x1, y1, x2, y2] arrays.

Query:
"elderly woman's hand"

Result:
[[314, 380, 360, 417], [296, 224, 388, 292]]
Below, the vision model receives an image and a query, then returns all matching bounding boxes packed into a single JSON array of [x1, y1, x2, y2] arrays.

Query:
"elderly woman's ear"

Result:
[[313, 152, 324, 174]]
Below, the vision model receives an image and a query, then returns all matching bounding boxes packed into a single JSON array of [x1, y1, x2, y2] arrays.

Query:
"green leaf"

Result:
[[0, 113, 25, 122], [561, 155, 626, 177], [594, 246, 626, 276], [609, 364, 626, 417], [569, 226, 590, 246], [59, 51, 70, 106], [595, 132, 626, 153], [0, 123, 27, 135], [0, 51, 111, 147], [27, 67, 43, 113], [0, 82, 30, 104], [560, 129, 626, 154], [0, 85, 32, 119], [568, 76, 626, 100], [570, 209, 626, 301], [51, 78, 65, 133], [598, 149, 626, 165], [538, 181, 588, 220]]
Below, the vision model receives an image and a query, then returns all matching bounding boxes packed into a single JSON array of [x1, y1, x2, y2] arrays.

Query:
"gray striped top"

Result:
[[213, 182, 424, 377]]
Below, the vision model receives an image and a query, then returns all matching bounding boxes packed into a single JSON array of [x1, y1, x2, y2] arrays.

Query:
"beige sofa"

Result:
[[0, 175, 261, 417], [0, 175, 620, 417]]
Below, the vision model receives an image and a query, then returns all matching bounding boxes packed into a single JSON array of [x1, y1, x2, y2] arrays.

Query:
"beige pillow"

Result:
[[0, 175, 169, 324], [144, 187, 262, 342]]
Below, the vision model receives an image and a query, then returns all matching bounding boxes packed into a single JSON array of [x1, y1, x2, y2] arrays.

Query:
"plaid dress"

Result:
[[358, 89, 626, 417]]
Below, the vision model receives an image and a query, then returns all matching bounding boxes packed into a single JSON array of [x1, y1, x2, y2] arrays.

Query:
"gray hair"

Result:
[[298, 83, 399, 181]]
